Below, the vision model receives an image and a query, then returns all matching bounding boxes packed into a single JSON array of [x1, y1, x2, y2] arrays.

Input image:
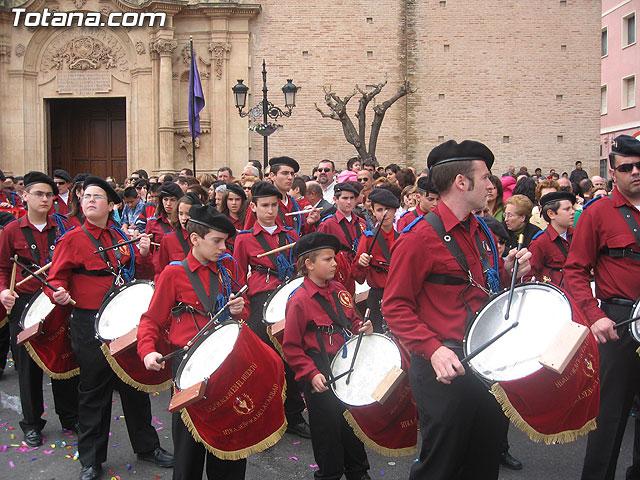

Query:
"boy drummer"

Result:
[[283, 232, 373, 480], [139, 205, 248, 480]]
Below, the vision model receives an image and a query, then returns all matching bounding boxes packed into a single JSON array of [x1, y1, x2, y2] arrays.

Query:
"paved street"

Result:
[[0, 361, 635, 479]]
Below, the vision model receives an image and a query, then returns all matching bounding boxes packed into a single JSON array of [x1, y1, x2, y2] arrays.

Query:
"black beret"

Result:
[[83, 175, 120, 203], [539, 191, 576, 209], [53, 169, 72, 183], [269, 156, 299, 173], [251, 181, 282, 200], [24, 171, 58, 195], [334, 182, 360, 197], [427, 140, 494, 169], [292, 232, 341, 258], [483, 215, 510, 242], [188, 204, 236, 238], [612, 135, 640, 157], [134, 178, 150, 189], [184, 192, 203, 206], [159, 182, 184, 200], [417, 176, 438, 194], [368, 188, 400, 208], [73, 173, 90, 185], [225, 183, 247, 201]]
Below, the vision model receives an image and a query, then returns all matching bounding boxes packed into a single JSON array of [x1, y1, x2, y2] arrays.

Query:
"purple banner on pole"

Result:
[[188, 43, 205, 138]]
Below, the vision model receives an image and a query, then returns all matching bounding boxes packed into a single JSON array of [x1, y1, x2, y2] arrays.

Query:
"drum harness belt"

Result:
[[278, 195, 302, 236], [368, 227, 398, 273], [19, 222, 56, 276], [251, 231, 295, 282], [176, 229, 191, 256], [80, 225, 134, 287], [423, 212, 501, 327], [303, 283, 353, 383], [339, 217, 362, 256]]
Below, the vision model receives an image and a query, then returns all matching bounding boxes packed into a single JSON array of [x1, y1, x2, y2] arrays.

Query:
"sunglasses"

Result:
[[614, 161, 640, 173], [54, 181, 67, 185], [317, 168, 332, 173], [356, 178, 368, 183]]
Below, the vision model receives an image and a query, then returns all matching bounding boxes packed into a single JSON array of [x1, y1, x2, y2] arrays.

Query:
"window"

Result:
[[601, 85, 607, 115], [622, 75, 636, 109], [623, 13, 636, 47], [602, 27, 608, 57]]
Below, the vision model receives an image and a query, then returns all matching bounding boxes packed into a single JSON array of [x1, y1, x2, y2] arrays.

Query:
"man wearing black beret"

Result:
[[398, 176, 440, 231], [527, 191, 576, 286], [564, 134, 640, 478], [382, 139, 532, 479], [50, 169, 73, 216]]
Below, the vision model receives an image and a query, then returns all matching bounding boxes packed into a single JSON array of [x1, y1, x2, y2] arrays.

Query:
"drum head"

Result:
[[176, 322, 241, 391], [330, 333, 402, 407], [465, 283, 572, 382], [630, 299, 640, 342], [263, 276, 304, 325], [20, 291, 55, 330], [95, 281, 155, 341]]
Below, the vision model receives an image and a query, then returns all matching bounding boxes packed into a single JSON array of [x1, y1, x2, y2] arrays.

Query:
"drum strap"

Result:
[[255, 231, 289, 268], [180, 258, 219, 318], [599, 206, 640, 262], [82, 225, 123, 277], [547, 230, 569, 258], [373, 228, 397, 265], [311, 292, 350, 330], [159, 220, 172, 233], [176, 229, 191, 256], [255, 231, 294, 281], [53, 198, 60, 214], [278, 195, 302, 235], [339, 217, 362, 253], [20, 224, 56, 267]]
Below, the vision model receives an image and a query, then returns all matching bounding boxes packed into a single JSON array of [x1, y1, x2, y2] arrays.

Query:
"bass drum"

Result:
[[262, 276, 304, 353]]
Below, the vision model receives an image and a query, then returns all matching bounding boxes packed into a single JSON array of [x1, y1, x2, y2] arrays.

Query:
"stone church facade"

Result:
[[0, 0, 601, 180]]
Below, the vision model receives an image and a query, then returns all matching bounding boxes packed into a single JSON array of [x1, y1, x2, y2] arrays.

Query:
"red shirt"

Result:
[[66, 214, 84, 228], [527, 224, 573, 286], [564, 188, 640, 325], [283, 277, 362, 382], [0, 190, 24, 208], [48, 195, 69, 216], [0, 214, 67, 294], [224, 215, 244, 253], [317, 210, 367, 259], [155, 229, 191, 275], [382, 201, 508, 360], [296, 197, 311, 210], [351, 227, 397, 289], [46, 220, 154, 309], [397, 206, 424, 232], [234, 223, 299, 297], [243, 194, 314, 236], [137, 251, 248, 358], [145, 215, 174, 244]]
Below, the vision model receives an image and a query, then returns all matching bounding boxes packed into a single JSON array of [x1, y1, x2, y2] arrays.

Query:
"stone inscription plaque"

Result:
[[57, 70, 112, 95]]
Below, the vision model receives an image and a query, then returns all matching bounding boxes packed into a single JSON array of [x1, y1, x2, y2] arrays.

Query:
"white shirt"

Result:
[[322, 181, 336, 204], [59, 191, 70, 204]]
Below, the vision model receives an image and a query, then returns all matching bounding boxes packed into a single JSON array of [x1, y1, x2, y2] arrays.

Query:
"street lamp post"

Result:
[[232, 60, 298, 170]]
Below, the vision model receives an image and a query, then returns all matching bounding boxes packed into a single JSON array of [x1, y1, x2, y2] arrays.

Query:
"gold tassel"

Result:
[[343, 410, 418, 457], [180, 408, 288, 460], [491, 383, 597, 445], [100, 343, 172, 393], [266, 326, 285, 359], [24, 341, 79, 380], [0, 316, 8, 329], [636, 345, 640, 357]]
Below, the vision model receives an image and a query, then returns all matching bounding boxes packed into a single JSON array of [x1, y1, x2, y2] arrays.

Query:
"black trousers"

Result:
[[8, 292, 78, 433], [0, 317, 9, 369], [301, 381, 369, 480], [248, 291, 306, 425], [409, 353, 503, 480], [171, 356, 247, 480], [70, 308, 160, 467], [366, 287, 385, 334], [582, 302, 640, 480]]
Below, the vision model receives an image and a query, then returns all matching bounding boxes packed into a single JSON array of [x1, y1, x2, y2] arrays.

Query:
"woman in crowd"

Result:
[[503, 194, 541, 253], [487, 175, 506, 222]]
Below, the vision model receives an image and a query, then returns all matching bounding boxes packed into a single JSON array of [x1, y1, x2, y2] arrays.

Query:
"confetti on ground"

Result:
[[292, 441, 301, 445], [387, 461, 396, 466], [9, 461, 14, 467], [44, 450, 54, 454], [289, 456, 298, 461], [309, 464, 318, 468], [127, 464, 132, 470], [153, 416, 163, 425]]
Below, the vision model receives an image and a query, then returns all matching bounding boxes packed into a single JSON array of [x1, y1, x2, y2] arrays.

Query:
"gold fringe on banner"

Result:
[[0, 316, 8, 329], [180, 408, 288, 460], [100, 343, 172, 393], [491, 383, 597, 445], [343, 410, 418, 457], [24, 341, 79, 380], [266, 326, 285, 359], [636, 345, 640, 357]]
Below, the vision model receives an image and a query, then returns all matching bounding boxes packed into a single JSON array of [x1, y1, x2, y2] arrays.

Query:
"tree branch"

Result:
[[369, 80, 412, 159], [354, 80, 387, 146]]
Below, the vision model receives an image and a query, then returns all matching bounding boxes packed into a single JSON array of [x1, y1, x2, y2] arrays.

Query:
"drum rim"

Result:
[[94, 279, 155, 342], [630, 297, 640, 341], [329, 332, 402, 407], [19, 290, 54, 330], [261, 275, 304, 326], [174, 320, 242, 391], [463, 281, 573, 383]]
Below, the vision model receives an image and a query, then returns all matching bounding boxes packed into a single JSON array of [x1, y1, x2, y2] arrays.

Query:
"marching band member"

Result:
[[351, 188, 399, 333], [46, 176, 172, 480], [564, 135, 640, 480], [139, 204, 248, 480], [382, 140, 531, 479], [397, 176, 439, 231], [0, 171, 78, 447], [50, 169, 73, 216], [218, 183, 248, 253], [156, 193, 201, 275], [146, 181, 183, 245], [283, 232, 373, 480]]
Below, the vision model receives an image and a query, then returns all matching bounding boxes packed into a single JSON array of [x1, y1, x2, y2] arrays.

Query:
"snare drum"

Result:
[[629, 297, 640, 342], [95, 281, 172, 392], [464, 283, 599, 444], [262, 276, 304, 352], [170, 321, 287, 459], [18, 291, 78, 379]]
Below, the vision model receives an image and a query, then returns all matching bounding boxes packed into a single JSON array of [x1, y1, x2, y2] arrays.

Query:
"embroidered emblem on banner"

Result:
[[338, 290, 354, 309], [233, 394, 255, 415]]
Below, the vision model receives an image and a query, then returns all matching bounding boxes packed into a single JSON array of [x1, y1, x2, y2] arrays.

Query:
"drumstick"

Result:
[[366, 210, 389, 256], [323, 368, 354, 387], [16, 262, 52, 287], [285, 207, 323, 216], [10, 257, 76, 306], [256, 242, 296, 258], [346, 308, 369, 385], [460, 320, 519, 366], [504, 234, 524, 321], [614, 315, 640, 330], [7, 256, 17, 315], [156, 284, 249, 364], [93, 237, 140, 254], [151, 242, 161, 247]]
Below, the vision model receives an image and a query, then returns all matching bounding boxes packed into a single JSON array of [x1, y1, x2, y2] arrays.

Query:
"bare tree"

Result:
[[315, 79, 414, 164]]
